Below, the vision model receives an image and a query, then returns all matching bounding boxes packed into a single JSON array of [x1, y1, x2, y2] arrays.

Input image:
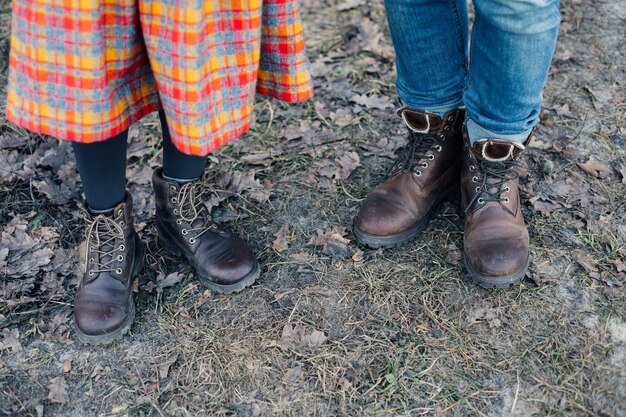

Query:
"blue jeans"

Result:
[[385, 0, 561, 143]]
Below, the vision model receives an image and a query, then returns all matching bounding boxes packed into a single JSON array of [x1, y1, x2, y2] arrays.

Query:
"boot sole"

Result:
[[75, 239, 144, 345], [463, 253, 530, 289], [157, 230, 260, 294], [353, 183, 459, 249]]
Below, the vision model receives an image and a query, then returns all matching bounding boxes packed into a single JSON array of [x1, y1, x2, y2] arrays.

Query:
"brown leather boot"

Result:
[[353, 108, 464, 248], [461, 132, 530, 288], [74, 193, 144, 344], [152, 168, 259, 293]]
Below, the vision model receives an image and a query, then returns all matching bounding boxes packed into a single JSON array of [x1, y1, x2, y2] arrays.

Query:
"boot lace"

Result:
[[174, 181, 227, 244], [465, 159, 520, 212], [383, 131, 442, 181], [85, 214, 126, 283]]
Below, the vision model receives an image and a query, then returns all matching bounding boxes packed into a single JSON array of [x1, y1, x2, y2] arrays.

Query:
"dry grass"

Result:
[[1, 1, 625, 416]]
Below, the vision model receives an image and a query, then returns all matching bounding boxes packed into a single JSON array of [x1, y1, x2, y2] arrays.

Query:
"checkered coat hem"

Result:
[[6, 0, 313, 156]]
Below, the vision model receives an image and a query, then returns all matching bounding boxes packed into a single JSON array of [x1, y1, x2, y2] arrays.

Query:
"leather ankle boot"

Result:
[[353, 108, 464, 248], [152, 168, 259, 293], [74, 193, 144, 344], [461, 131, 530, 288]]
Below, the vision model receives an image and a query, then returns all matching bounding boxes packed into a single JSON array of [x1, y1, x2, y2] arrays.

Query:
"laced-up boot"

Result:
[[152, 168, 259, 293], [74, 193, 144, 344], [353, 108, 465, 248], [461, 131, 530, 288]]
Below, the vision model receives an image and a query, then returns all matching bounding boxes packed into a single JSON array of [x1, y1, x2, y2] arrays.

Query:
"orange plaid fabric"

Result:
[[6, 0, 313, 155]]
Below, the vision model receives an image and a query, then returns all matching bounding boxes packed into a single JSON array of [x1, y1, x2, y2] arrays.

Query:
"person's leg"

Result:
[[354, 0, 468, 248], [71, 130, 144, 344], [384, 0, 469, 115], [154, 112, 258, 293], [159, 111, 207, 182], [461, 0, 560, 288], [464, 0, 561, 144], [72, 131, 128, 211]]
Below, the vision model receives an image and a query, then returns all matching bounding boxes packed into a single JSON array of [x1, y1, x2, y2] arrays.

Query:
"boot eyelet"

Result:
[[90, 247, 95, 252], [414, 171, 422, 177], [119, 245, 125, 251], [421, 162, 428, 169], [120, 221, 125, 226], [444, 126, 450, 131], [439, 134, 445, 140], [176, 219, 182, 225], [189, 238, 196, 244], [434, 145, 442, 152], [428, 155, 434, 160], [116, 268, 123, 274], [478, 198, 485, 204], [182, 229, 188, 235], [170, 186, 177, 192], [89, 258, 94, 262], [448, 116, 454, 122], [89, 271, 95, 276], [503, 197, 510, 203], [470, 165, 476, 172], [173, 209, 179, 215], [475, 186, 480, 192], [504, 187, 510, 193], [117, 255, 124, 261], [171, 198, 177, 204], [472, 176, 478, 183]]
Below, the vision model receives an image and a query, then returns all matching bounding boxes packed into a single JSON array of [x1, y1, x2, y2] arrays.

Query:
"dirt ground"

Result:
[[1, 0, 625, 416]]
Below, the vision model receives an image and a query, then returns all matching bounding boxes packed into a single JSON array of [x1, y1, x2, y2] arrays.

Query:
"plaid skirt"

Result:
[[6, 0, 313, 155]]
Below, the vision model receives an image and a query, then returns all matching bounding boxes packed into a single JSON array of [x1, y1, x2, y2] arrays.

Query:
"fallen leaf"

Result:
[[0, 328, 22, 353], [144, 272, 186, 292], [577, 157, 611, 178], [272, 225, 291, 253], [465, 308, 502, 329], [349, 93, 394, 110], [47, 376, 69, 404], [279, 323, 328, 350], [302, 330, 328, 346], [338, 0, 365, 11], [62, 359, 72, 373], [282, 366, 303, 384]]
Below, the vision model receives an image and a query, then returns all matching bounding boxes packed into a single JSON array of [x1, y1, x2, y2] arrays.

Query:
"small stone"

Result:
[[541, 159, 554, 175]]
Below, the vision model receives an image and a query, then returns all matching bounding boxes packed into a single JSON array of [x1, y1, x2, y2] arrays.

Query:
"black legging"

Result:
[[72, 110, 207, 211]]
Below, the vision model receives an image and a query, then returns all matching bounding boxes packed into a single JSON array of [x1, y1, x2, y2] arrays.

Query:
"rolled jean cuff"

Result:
[[397, 93, 463, 118], [465, 116, 532, 146]]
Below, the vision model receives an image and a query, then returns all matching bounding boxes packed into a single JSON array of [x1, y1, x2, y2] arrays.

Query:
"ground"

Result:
[[0, 0, 625, 416]]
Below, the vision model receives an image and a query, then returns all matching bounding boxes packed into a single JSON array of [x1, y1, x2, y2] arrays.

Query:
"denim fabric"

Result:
[[385, 0, 561, 143]]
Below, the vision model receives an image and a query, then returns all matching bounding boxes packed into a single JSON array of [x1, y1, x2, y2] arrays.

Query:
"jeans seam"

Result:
[[450, 0, 468, 90]]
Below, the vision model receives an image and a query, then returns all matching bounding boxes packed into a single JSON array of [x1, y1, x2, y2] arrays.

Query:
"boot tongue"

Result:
[[473, 139, 525, 162], [398, 108, 442, 133]]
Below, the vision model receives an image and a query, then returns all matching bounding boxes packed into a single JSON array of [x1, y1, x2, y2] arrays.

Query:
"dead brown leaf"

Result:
[[282, 366, 303, 384], [0, 328, 22, 353], [272, 225, 291, 253], [349, 93, 393, 110], [63, 359, 72, 373], [47, 376, 69, 404], [279, 323, 328, 350], [577, 156, 611, 178]]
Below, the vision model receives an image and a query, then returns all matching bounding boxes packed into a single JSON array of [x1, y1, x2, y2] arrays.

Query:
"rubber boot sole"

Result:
[[75, 239, 144, 345], [353, 183, 459, 249], [463, 252, 530, 289]]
